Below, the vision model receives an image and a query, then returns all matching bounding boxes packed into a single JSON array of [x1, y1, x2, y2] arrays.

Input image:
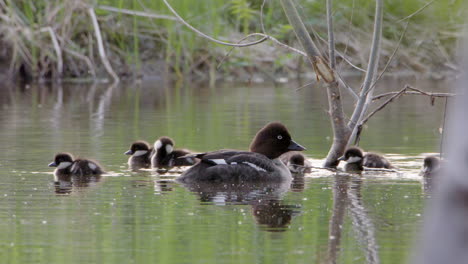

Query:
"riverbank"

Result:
[[0, 0, 464, 82]]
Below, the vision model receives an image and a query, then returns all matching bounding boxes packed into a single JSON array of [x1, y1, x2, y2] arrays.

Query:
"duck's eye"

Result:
[[277, 135, 283, 140]]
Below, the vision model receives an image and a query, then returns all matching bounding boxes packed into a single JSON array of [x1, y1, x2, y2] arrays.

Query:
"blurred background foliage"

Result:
[[0, 0, 464, 80]]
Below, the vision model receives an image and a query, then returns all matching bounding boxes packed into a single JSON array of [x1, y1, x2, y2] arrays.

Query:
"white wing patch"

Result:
[[242, 162, 267, 172], [88, 162, 97, 170], [57, 162, 72, 169], [209, 159, 227, 165], [154, 140, 162, 150], [133, 150, 148, 157], [347, 156, 362, 163]]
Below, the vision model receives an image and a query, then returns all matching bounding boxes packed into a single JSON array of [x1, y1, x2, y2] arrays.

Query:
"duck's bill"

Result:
[[48, 162, 57, 167], [288, 140, 306, 151], [124, 150, 133, 155], [338, 156, 346, 161]]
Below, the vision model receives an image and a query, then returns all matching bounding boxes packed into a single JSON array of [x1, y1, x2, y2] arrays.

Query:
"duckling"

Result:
[[338, 147, 364, 173], [280, 151, 312, 173], [177, 122, 306, 182], [151, 136, 197, 170], [421, 156, 441, 178], [48, 153, 103, 180], [125, 141, 152, 169], [338, 147, 393, 173]]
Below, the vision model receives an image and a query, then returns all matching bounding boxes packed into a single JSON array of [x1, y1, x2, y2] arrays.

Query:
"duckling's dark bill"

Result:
[[124, 150, 133, 155], [338, 156, 345, 161], [48, 162, 57, 167], [288, 140, 306, 151]]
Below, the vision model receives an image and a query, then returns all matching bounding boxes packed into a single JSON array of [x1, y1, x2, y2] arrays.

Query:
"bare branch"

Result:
[[347, 0, 383, 141], [396, 0, 437, 22], [88, 8, 119, 82], [373, 90, 454, 101], [369, 20, 410, 92], [326, 0, 336, 69], [163, 0, 267, 47], [39, 27, 63, 77]]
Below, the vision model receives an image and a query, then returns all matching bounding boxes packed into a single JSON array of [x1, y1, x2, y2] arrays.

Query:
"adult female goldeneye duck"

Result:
[[280, 151, 312, 173], [151, 136, 197, 170], [177, 122, 306, 183], [125, 141, 152, 169], [48, 153, 104, 180], [338, 147, 393, 173]]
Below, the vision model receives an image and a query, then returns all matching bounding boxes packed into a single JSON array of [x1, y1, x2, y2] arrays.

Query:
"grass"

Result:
[[0, 0, 465, 81]]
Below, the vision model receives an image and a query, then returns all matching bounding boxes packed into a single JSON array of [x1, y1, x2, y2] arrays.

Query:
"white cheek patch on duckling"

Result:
[[88, 162, 97, 171], [242, 162, 267, 172], [165, 145, 173, 154], [209, 159, 227, 165], [133, 150, 148, 157], [154, 140, 162, 150], [347, 156, 362, 163], [57, 162, 72, 169]]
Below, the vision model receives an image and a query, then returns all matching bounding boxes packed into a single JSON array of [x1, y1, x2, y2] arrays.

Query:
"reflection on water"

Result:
[[54, 174, 103, 195], [181, 180, 298, 232], [0, 78, 443, 263]]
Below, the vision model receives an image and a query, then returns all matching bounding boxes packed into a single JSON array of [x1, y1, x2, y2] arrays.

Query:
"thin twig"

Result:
[[368, 20, 410, 93], [217, 32, 306, 70], [163, 0, 267, 47], [440, 97, 449, 159], [396, 0, 437, 22], [97, 5, 177, 20], [372, 90, 454, 101], [363, 167, 399, 173], [260, 0, 267, 34], [63, 48, 96, 78], [88, 7, 119, 82], [361, 85, 408, 126]]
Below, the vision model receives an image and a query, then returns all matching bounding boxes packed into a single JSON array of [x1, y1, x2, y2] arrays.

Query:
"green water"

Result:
[[0, 78, 447, 263]]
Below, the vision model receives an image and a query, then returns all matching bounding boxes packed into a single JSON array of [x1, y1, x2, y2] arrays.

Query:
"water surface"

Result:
[[0, 77, 448, 263]]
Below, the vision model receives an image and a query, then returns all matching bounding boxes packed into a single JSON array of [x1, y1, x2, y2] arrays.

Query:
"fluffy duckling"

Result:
[[280, 151, 312, 173], [151, 136, 197, 170], [48, 153, 104, 180], [338, 147, 392, 173], [125, 141, 152, 169]]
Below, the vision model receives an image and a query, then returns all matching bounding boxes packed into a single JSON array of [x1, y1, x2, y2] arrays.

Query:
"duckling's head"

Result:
[[154, 136, 175, 154], [423, 156, 440, 174], [338, 147, 364, 164], [49, 153, 74, 169], [289, 153, 305, 166], [125, 141, 151, 156], [249, 122, 306, 159]]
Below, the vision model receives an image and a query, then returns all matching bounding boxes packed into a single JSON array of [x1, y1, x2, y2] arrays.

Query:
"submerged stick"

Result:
[[88, 7, 119, 82]]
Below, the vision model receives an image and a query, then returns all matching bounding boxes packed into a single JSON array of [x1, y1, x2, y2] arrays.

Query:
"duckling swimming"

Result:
[[125, 141, 153, 170], [151, 136, 197, 170], [338, 147, 393, 173]]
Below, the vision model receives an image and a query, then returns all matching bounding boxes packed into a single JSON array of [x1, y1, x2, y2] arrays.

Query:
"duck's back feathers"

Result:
[[363, 153, 393, 169], [70, 159, 104, 176], [178, 150, 289, 183]]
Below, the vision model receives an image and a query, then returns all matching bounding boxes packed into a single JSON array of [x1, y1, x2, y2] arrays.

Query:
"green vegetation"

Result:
[[0, 0, 464, 81]]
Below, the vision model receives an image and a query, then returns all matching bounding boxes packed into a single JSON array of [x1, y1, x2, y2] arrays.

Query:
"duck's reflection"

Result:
[[327, 175, 380, 264], [180, 180, 299, 232], [54, 174, 102, 195]]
